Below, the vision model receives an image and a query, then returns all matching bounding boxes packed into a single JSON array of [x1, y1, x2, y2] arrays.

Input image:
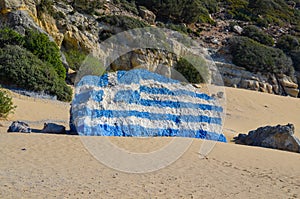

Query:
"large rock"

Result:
[[7, 121, 31, 133], [214, 62, 299, 97], [234, 124, 300, 153], [71, 69, 226, 142], [41, 123, 66, 134], [278, 75, 299, 97]]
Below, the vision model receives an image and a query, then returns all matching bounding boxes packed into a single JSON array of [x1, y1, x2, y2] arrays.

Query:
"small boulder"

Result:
[[233, 25, 243, 34], [284, 87, 299, 98], [138, 6, 156, 24], [7, 121, 31, 133], [234, 124, 300, 153], [41, 123, 66, 134]]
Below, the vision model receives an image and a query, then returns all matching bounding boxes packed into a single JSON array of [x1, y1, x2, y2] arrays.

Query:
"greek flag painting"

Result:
[[71, 69, 226, 142]]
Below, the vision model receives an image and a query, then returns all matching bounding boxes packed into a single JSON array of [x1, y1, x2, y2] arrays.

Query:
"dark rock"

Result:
[[7, 121, 31, 133], [234, 124, 300, 153], [41, 123, 66, 134]]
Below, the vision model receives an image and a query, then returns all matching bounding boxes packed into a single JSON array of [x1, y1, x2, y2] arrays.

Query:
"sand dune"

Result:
[[0, 87, 300, 198], [224, 87, 300, 139]]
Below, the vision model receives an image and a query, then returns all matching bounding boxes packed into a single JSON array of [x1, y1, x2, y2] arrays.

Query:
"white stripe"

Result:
[[108, 72, 118, 86], [72, 101, 222, 119], [75, 116, 222, 133]]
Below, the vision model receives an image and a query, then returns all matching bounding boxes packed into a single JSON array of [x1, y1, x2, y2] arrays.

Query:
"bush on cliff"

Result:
[[276, 35, 300, 72], [0, 28, 66, 79], [229, 36, 294, 76], [98, 15, 148, 31], [0, 45, 72, 102], [242, 25, 274, 46], [220, 0, 300, 27], [23, 30, 66, 79], [290, 51, 300, 71], [0, 27, 24, 48], [276, 35, 300, 53], [97, 15, 149, 41], [64, 49, 87, 71], [136, 0, 215, 24], [0, 87, 16, 118], [175, 56, 209, 84]]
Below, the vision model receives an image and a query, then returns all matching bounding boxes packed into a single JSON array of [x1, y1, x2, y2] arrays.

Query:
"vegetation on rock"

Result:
[[23, 30, 66, 79], [136, 0, 216, 24], [276, 35, 300, 53], [175, 56, 209, 84], [0, 28, 72, 102], [0, 87, 16, 118], [229, 36, 294, 76], [242, 25, 274, 46], [64, 49, 87, 71]]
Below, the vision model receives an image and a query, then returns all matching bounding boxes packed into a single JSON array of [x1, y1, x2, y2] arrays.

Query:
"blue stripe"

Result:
[[140, 86, 213, 101], [139, 99, 223, 111], [76, 74, 108, 87], [117, 69, 179, 84], [73, 90, 104, 104], [113, 90, 222, 112], [75, 108, 222, 125], [77, 123, 227, 142]]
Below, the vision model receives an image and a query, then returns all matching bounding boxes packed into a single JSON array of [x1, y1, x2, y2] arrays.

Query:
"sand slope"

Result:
[[0, 88, 300, 198], [0, 134, 299, 198], [224, 87, 300, 139]]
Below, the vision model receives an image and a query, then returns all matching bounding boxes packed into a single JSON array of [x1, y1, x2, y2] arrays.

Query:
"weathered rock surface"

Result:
[[7, 121, 31, 133], [234, 124, 300, 153], [41, 123, 66, 134], [1, 0, 299, 99], [71, 69, 226, 142], [0, 0, 24, 12], [214, 62, 299, 97], [138, 6, 156, 24]]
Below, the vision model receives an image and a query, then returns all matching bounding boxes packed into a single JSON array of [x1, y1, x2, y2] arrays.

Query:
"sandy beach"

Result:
[[0, 87, 299, 198]]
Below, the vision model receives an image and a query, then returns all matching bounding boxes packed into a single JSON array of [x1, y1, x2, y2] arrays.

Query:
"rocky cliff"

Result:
[[0, 0, 299, 98]]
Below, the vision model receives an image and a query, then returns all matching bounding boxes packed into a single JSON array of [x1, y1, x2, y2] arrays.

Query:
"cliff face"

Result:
[[0, 0, 299, 97]]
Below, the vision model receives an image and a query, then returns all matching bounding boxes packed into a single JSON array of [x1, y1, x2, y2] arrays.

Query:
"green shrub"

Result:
[[174, 55, 209, 84], [201, 0, 218, 13], [276, 35, 300, 53], [112, 0, 139, 15], [0, 45, 72, 102], [0, 27, 24, 48], [23, 30, 66, 79], [98, 15, 148, 31], [242, 25, 274, 46], [220, 0, 300, 26], [136, 0, 214, 24], [276, 35, 300, 72], [72, 0, 104, 15], [164, 23, 189, 35], [229, 36, 294, 76], [220, 0, 251, 20], [97, 15, 149, 41], [290, 51, 300, 71], [64, 49, 87, 71], [0, 88, 16, 118], [248, 0, 299, 26], [36, 0, 55, 19]]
